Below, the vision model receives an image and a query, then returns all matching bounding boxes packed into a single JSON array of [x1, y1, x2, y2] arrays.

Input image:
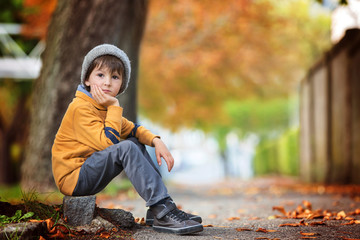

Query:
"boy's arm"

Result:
[[120, 119, 174, 171], [73, 104, 123, 151], [120, 119, 159, 146]]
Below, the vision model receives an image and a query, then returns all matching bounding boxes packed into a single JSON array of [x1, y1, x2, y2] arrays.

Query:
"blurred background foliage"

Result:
[[0, 0, 333, 188]]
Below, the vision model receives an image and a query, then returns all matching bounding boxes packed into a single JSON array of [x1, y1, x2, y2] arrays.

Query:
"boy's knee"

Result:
[[118, 140, 138, 152]]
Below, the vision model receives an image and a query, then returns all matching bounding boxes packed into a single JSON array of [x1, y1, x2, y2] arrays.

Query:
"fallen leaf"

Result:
[[255, 227, 276, 233], [56, 225, 69, 234], [336, 211, 346, 220], [272, 206, 287, 216], [300, 231, 319, 236], [300, 219, 309, 226], [134, 217, 146, 225], [45, 218, 56, 233], [309, 221, 326, 226], [300, 237, 317, 239], [208, 214, 217, 219], [204, 224, 214, 227], [213, 237, 222, 239], [279, 223, 300, 227], [236, 228, 252, 232], [341, 220, 355, 225], [49, 230, 66, 239], [227, 217, 240, 221], [302, 200, 312, 210], [29, 219, 43, 223], [100, 231, 111, 238]]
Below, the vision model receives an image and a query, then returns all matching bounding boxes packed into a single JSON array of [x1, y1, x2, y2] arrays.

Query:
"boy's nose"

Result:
[[104, 77, 111, 86]]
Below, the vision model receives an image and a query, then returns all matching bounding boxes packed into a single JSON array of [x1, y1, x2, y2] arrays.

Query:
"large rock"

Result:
[[63, 195, 96, 226], [97, 207, 135, 228]]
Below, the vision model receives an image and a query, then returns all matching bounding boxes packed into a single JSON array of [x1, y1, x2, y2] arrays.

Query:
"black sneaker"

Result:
[[146, 208, 202, 226], [150, 200, 203, 235]]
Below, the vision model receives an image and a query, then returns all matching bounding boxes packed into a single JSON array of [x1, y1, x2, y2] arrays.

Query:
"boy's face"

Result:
[[85, 66, 123, 97]]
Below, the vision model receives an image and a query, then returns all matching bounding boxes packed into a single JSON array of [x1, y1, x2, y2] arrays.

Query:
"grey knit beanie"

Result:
[[81, 44, 131, 95]]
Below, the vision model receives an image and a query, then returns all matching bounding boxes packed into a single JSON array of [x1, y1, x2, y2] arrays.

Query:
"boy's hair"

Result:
[[84, 55, 125, 94], [81, 44, 131, 95]]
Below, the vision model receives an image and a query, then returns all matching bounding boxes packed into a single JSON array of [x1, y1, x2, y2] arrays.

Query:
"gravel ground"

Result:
[[98, 177, 360, 240]]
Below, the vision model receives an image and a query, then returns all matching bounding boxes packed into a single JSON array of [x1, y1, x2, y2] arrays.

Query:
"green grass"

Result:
[[0, 184, 63, 204]]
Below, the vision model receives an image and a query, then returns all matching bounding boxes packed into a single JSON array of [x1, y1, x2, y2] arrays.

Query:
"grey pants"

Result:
[[72, 137, 170, 207]]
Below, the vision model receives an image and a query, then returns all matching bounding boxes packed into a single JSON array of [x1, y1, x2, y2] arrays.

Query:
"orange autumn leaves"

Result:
[[21, 0, 57, 39], [211, 198, 360, 239], [29, 211, 134, 239], [271, 200, 360, 226], [140, 0, 330, 131]]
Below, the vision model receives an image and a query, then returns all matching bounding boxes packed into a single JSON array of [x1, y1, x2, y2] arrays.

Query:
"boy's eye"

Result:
[[97, 73, 104, 77], [112, 75, 120, 80]]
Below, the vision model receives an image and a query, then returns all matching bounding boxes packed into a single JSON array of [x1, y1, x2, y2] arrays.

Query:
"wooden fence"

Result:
[[300, 29, 360, 184]]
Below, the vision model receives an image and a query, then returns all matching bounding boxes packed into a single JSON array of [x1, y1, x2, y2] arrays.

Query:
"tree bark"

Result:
[[21, 0, 148, 191]]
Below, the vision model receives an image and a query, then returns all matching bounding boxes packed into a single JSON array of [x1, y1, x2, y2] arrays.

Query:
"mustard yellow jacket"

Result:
[[52, 86, 157, 195]]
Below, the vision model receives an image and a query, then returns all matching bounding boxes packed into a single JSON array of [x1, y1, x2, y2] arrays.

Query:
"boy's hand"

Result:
[[90, 84, 119, 107], [152, 137, 174, 172]]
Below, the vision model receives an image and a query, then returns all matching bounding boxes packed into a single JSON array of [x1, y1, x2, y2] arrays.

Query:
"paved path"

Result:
[[98, 177, 360, 239]]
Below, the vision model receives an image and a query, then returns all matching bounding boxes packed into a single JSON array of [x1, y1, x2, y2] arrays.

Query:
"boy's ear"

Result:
[[84, 80, 90, 86]]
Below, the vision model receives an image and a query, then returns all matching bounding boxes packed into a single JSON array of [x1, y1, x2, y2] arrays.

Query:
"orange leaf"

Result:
[[29, 219, 43, 223], [272, 206, 286, 216], [300, 231, 318, 236], [100, 232, 111, 238], [256, 228, 268, 233], [227, 217, 240, 221], [45, 218, 55, 233], [49, 230, 66, 239], [56, 224, 69, 234], [279, 223, 300, 227], [302, 200, 312, 210], [341, 220, 355, 225], [309, 221, 326, 226], [203, 224, 213, 227], [336, 211, 346, 220], [255, 227, 276, 233], [236, 228, 252, 232]]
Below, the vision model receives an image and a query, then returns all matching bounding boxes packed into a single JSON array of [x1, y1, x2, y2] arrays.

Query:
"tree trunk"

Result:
[[21, 0, 148, 192]]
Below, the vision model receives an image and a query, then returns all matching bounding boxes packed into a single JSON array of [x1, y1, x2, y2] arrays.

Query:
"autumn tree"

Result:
[[20, 0, 148, 191], [139, 0, 331, 133]]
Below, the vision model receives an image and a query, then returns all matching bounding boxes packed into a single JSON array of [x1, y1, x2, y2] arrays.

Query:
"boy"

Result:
[[52, 44, 203, 234]]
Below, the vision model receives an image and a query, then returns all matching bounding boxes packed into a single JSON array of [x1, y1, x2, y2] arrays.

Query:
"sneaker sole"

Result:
[[146, 216, 202, 226], [152, 224, 203, 235]]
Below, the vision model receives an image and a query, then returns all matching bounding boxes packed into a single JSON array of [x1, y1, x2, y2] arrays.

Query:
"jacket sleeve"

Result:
[[120, 118, 159, 146], [72, 104, 123, 151]]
